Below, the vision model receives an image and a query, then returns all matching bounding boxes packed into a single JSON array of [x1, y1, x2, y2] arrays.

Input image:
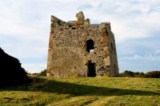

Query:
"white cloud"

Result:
[[0, 0, 160, 72], [132, 54, 160, 61], [22, 63, 47, 73]]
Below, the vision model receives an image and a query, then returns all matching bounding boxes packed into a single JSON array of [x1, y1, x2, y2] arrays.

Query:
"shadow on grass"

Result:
[[1, 77, 160, 96]]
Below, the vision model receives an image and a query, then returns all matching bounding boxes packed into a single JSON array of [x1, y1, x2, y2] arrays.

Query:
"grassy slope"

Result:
[[0, 76, 160, 106]]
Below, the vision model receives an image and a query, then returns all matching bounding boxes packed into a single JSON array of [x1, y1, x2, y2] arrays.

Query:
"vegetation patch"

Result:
[[0, 76, 160, 106]]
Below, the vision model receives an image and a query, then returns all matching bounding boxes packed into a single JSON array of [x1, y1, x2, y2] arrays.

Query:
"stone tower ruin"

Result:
[[47, 11, 119, 77]]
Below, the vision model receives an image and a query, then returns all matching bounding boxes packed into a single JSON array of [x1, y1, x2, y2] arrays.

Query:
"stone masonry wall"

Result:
[[47, 14, 119, 77]]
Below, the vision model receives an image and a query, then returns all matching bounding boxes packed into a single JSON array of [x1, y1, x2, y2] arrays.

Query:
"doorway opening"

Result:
[[86, 39, 94, 53], [87, 61, 96, 77]]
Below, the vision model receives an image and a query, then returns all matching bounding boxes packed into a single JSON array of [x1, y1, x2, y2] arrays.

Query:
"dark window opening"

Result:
[[87, 61, 96, 77], [86, 39, 94, 53]]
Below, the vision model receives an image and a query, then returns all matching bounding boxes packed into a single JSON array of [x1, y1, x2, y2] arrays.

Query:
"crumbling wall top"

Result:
[[51, 11, 91, 26], [51, 15, 65, 25], [50, 11, 111, 29]]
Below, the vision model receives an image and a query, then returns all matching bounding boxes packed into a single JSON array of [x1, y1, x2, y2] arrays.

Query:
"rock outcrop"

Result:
[[0, 48, 30, 87]]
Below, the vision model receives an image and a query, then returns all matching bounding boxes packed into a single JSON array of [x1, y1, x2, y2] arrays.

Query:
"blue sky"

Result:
[[0, 0, 160, 73]]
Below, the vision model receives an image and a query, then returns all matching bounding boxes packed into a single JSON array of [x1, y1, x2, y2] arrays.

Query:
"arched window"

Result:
[[86, 39, 94, 53]]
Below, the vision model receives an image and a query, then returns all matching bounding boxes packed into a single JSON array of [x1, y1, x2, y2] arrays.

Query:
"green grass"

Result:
[[0, 76, 160, 106]]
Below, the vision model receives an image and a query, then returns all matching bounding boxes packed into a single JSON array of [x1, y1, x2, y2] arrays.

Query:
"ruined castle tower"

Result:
[[47, 11, 119, 77]]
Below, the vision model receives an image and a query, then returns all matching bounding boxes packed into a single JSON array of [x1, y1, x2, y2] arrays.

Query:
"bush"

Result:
[[144, 71, 160, 78], [118, 70, 145, 77], [118, 70, 134, 77], [0, 48, 30, 88], [134, 72, 145, 77], [119, 70, 160, 78], [39, 69, 47, 76]]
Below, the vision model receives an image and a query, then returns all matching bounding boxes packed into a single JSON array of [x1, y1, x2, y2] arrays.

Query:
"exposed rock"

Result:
[[0, 48, 30, 87]]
